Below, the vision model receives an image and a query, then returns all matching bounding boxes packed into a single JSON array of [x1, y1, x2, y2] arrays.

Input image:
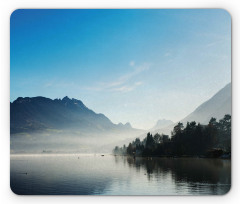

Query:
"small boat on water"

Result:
[[101, 155, 104, 156]]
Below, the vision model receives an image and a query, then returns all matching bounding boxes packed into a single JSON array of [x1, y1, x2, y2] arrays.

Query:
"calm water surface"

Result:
[[10, 154, 231, 195]]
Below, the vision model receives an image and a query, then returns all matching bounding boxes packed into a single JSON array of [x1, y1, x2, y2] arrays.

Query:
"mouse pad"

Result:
[[10, 9, 231, 195]]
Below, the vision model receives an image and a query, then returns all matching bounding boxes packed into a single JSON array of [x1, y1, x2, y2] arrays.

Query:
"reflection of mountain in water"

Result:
[[115, 157, 231, 195]]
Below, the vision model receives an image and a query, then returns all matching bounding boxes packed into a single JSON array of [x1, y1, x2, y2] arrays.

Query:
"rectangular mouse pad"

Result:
[[10, 9, 231, 195]]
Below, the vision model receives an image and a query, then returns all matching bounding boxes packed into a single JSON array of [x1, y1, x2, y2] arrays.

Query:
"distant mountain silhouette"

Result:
[[10, 96, 145, 153], [103, 83, 231, 151], [10, 96, 140, 135], [117, 122, 132, 129], [150, 119, 174, 131], [10, 83, 231, 153], [150, 83, 231, 135], [181, 83, 231, 124]]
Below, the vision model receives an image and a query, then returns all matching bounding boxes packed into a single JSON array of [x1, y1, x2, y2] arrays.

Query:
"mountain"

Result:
[[10, 83, 231, 153], [151, 83, 231, 136], [150, 119, 174, 131], [181, 83, 231, 125], [10, 96, 144, 153], [10, 96, 138, 134], [117, 122, 132, 129]]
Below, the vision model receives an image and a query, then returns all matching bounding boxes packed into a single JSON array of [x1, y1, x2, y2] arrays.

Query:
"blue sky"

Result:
[[10, 9, 231, 129]]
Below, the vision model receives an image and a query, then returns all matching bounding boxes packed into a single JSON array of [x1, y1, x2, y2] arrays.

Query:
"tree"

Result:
[[218, 114, 231, 151], [209, 117, 217, 126], [145, 132, 155, 149], [134, 138, 141, 146], [114, 115, 231, 157], [173, 122, 184, 135], [162, 134, 169, 143], [219, 114, 231, 134], [127, 143, 134, 155], [153, 133, 161, 144], [113, 146, 119, 154]]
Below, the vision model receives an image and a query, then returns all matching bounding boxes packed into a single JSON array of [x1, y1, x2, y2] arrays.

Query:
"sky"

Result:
[[10, 9, 231, 129]]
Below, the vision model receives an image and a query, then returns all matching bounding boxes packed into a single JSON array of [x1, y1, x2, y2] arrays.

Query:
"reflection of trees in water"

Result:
[[120, 156, 172, 181], [168, 158, 231, 194], [117, 156, 231, 194]]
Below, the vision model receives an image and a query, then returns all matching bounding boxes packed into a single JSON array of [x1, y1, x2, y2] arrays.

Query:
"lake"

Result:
[[10, 154, 231, 195]]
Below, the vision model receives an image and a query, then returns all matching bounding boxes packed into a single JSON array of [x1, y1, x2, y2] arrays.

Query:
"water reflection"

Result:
[[116, 156, 231, 195], [11, 155, 231, 195]]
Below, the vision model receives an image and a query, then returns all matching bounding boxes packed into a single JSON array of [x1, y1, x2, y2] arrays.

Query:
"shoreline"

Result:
[[113, 154, 231, 159], [10, 153, 231, 160]]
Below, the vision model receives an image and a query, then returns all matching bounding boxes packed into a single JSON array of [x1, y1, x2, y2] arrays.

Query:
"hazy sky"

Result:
[[10, 9, 231, 129]]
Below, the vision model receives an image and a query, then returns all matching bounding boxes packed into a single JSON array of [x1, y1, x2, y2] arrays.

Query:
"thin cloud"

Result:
[[85, 62, 150, 93], [85, 61, 151, 93], [206, 40, 223, 47], [119, 63, 150, 81], [164, 52, 171, 57], [43, 63, 149, 93], [112, 86, 134, 93], [135, 81, 143, 86], [110, 81, 143, 93], [129, 60, 135, 67], [44, 83, 53, 88]]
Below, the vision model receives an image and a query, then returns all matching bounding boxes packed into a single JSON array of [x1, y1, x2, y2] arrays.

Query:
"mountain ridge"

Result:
[[181, 83, 231, 125], [10, 96, 141, 135], [10, 83, 231, 153], [150, 119, 174, 131], [146, 83, 231, 136]]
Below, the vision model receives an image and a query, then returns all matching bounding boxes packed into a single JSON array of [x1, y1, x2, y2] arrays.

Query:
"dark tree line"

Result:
[[113, 114, 231, 158]]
